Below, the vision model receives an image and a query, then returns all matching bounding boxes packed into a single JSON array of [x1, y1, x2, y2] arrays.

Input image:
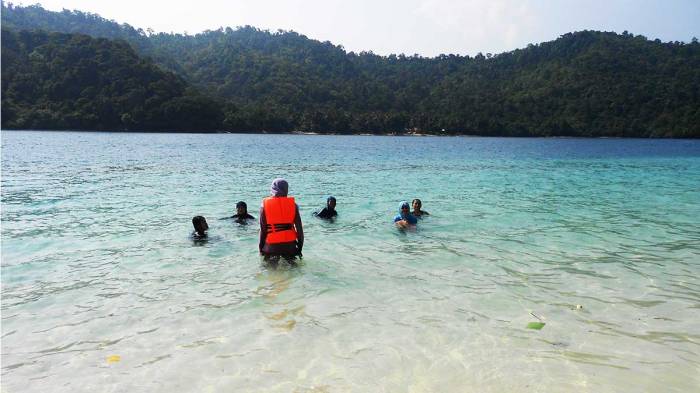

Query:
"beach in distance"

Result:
[[3, 3, 699, 138], [2, 131, 699, 392]]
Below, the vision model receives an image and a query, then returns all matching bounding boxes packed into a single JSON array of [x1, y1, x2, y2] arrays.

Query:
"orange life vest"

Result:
[[263, 196, 297, 244]]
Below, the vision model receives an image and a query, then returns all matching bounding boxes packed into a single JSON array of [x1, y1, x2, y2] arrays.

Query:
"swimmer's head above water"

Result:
[[399, 201, 410, 217], [192, 215, 209, 237], [411, 198, 428, 217], [412, 199, 422, 210]]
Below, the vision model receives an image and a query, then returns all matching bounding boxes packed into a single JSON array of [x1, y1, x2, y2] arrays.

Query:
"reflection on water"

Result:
[[257, 266, 309, 331], [2, 132, 700, 392]]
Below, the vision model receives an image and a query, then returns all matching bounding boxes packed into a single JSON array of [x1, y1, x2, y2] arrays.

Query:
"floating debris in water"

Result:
[[527, 311, 545, 330], [526, 322, 546, 330], [106, 355, 121, 364]]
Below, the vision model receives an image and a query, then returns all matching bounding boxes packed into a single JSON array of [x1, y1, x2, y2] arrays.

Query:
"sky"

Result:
[[21, 0, 700, 57]]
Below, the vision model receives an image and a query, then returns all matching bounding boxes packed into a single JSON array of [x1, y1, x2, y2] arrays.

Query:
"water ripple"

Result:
[[2, 132, 699, 392]]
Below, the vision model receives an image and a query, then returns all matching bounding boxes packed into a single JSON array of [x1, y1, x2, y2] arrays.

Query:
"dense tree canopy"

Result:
[[1, 28, 223, 131], [2, 3, 699, 137]]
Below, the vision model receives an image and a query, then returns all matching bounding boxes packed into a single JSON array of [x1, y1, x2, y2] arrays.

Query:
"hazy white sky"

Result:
[[23, 0, 700, 56]]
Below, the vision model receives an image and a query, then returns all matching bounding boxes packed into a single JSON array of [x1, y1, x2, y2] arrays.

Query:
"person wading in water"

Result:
[[259, 178, 304, 263]]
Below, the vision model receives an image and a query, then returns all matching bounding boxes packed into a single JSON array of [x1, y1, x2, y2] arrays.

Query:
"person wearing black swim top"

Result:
[[411, 198, 429, 218], [230, 201, 255, 223], [314, 196, 337, 219]]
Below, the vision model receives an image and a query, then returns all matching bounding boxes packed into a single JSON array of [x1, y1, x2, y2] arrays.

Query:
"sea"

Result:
[[2, 131, 699, 392]]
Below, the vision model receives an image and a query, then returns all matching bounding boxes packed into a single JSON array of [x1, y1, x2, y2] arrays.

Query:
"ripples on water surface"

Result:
[[2, 131, 699, 392]]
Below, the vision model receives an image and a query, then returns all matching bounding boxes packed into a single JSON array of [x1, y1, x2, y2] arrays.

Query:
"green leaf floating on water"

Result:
[[526, 322, 546, 330]]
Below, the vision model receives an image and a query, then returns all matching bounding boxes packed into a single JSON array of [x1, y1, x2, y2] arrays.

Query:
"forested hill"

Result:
[[1, 29, 222, 131], [2, 3, 699, 137]]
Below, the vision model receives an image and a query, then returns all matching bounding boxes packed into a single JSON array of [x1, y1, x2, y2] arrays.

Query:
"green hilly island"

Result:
[[2, 3, 699, 137]]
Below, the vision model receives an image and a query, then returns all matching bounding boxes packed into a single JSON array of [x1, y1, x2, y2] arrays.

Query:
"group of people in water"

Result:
[[191, 178, 428, 262]]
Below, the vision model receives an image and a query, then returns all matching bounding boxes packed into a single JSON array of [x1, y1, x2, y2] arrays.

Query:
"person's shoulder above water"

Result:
[[232, 213, 255, 220], [230, 201, 255, 222], [411, 210, 428, 220], [394, 201, 418, 226], [315, 207, 337, 219], [411, 199, 429, 218], [314, 196, 337, 220], [191, 232, 208, 242]]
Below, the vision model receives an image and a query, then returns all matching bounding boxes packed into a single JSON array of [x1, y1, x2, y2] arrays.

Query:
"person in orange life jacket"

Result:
[[259, 178, 304, 258]]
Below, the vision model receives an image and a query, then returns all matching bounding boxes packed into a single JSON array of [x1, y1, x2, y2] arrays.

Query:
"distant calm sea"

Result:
[[2, 131, 699, 392]]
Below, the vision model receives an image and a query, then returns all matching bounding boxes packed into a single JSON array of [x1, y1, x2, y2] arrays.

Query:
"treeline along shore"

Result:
[[2, 3, 699, 137]]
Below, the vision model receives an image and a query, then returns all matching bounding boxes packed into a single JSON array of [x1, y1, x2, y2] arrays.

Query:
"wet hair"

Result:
[[327, 196, 336, 203], [412, 199, 422, 207], [192, 216, 208, 232], [236, 201, 247, 209]]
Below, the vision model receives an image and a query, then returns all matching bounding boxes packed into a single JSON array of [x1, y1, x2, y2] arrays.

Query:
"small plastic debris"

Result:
[[526, 322, 546, 330], [107, 355, 121, 364]]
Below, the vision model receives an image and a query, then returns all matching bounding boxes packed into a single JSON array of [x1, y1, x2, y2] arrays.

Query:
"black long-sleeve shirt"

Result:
[[314, 208, 337, 219]]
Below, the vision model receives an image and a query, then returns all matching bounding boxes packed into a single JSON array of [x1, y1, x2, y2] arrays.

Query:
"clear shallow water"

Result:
[[2, 131, 699, 392]]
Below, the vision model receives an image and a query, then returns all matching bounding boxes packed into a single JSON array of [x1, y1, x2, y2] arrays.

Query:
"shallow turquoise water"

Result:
[[2, 131, 700, 392]]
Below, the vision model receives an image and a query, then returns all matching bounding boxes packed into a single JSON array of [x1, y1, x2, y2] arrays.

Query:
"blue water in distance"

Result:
[[2, 131, 700, 392]]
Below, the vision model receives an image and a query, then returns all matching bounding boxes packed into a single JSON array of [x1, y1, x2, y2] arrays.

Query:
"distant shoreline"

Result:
[[3, 22, 697, 139], [3, 129, 699, 139]]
